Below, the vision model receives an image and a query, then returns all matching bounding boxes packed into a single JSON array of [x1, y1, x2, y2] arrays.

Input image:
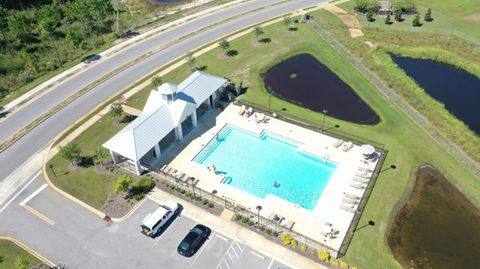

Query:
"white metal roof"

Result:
[[158, 82, 178, 95], [103, 71, 226, 161]]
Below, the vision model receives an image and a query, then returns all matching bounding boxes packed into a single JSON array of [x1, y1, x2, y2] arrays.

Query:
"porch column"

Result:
[[134, 160, 142, 175], [191, 110, 198, 127], [110, 150, 118, 165], [175, 125, 183, 141], [154, 144, 161, 159]]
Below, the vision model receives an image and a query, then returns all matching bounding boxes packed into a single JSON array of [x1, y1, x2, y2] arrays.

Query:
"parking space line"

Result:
[[226, 251, 234, 263], [250, 250, 266, 259], [266, 258, 274, 269], [19, 183, 48, 206], [0, 171, 41, 214], [22, 204, 55, 225], [230, 246, 239, 257], [190, 231, 215, 266], [215, 233, 230, 242]]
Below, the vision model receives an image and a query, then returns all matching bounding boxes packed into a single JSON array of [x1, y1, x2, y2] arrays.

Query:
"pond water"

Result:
[[390, 55, 480, 135], [388, 165, 480, 269], [263, 53, 380, 124]]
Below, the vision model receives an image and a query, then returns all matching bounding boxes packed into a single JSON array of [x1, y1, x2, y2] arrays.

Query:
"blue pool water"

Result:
[[193, 125, 336, 210]]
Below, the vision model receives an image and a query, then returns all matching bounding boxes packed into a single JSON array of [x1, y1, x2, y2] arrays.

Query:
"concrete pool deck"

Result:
[[165, 103, 380, 255]]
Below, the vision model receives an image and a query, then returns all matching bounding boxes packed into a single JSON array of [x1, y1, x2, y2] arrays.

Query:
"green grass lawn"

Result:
[[125, 18, 480, 269], [0, 240, 43, 269], [47, 113, 130, 209], [339, 0, 480, 46]]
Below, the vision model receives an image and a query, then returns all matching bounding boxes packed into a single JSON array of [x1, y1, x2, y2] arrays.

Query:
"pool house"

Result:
[[103, 71, 227, 175]]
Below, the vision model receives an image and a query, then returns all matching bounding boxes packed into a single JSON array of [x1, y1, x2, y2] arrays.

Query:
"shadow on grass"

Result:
[[259, 37, 271, 43], [196, 65, 208, 71], [226, 50, 238, 57]]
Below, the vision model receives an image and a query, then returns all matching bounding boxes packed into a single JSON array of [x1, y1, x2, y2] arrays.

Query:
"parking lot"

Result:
[[0, 175, 290, 269]]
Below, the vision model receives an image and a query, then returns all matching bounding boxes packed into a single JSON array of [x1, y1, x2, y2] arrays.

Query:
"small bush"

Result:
[[331, 259, 340, 267], [259, 226, 265, 232], [234, 214, 243, 221], [247, 220, 254, 226], [266, 228, 273, 236], [280, 233, 292, 245], [272, 231, 279, 237], [241, 216, 249, 223], [317, 249, 331, 262], [170, 185, 175, 190], [412, 14, 422, 27], [165, 183, 170, 187], [180, 189, 186, 194], [195, 196, 202, 201], [186, 192, 192, 197], [202, 199, 209, 205], [301, 244, 308, 252], [113, 175, 132, 194], [340, 261, 349, 268], [130, 177, 155, 200], [291, 240, 298, 248], [208, 202, 214, 208], [175, 187, 181, 192]]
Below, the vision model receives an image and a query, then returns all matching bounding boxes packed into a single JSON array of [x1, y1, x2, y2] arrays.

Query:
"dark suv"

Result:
[[177, 224, 211, 257]]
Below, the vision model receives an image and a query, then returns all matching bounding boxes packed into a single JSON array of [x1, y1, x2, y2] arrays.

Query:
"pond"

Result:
[[388, 165, 480, 269], [390, 55, 480, 135], [263, 53, 380, 124]]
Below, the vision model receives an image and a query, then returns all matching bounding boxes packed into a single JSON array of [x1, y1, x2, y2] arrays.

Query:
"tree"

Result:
[[218, 39, 230, 55], [394, 9, 402, 22], [86, 0, 113, 43], [283, 15, 291, 29], [353, 0, 374, 13], [151, 76, 162, 87], [8, 11, 30, 43], [66, 26, 85, 50], [412, 14, 421, 26], [110, 102, 123, 119], [40, 18, 63, 67], [93, 147, 109, 165], [0, 7, 8, 42], [185, 51, 196, 72], [385, 13, 392, 24], [0, 86, 9, 99], [113, 175, 132, 194], [366, 9, 375, 22], [424, 8, 432, 21], [59, 143, 81, 165], [253, 26, 264, 41]]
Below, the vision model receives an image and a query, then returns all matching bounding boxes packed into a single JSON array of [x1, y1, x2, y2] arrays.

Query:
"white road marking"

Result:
[[190, 231, 215, 266], [250, 250, 266, 259], [215, 233, 230, 242], [19, 183, 47, 206], [226, 251, 234, 263], [266, 259, 274, 269], [0, 171, 41, 214]]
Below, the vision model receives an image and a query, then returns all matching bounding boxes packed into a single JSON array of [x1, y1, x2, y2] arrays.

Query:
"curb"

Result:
[[0, 236, 56, 267]]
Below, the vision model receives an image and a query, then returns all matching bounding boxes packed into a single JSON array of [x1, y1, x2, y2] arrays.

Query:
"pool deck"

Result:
[[166, 104, 380, 255]]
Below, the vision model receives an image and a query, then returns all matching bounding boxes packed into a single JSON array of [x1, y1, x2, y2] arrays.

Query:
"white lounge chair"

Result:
[[342, 197, 359, 205], [357, 166, 373, 172], [344, 192, 361, 200], [340, 204, 356, 213], [350, 182, 365, 189], [333, 139, 344, 148], [284, 220, 295, 230], [355, 171, 371, 178], [342, 141, 353, 152], [353, 176, 369, 184]]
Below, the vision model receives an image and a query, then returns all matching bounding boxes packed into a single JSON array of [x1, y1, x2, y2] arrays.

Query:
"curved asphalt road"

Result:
[[0, 0, 323, 181]]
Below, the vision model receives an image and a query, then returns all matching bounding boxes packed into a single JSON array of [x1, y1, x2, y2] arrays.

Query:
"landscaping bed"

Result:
[[0, 240, 44, 269]]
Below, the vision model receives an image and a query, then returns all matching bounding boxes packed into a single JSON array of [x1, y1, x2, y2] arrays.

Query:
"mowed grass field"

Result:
[[125, 17, 480, 269], [0, 240, 43, 269]]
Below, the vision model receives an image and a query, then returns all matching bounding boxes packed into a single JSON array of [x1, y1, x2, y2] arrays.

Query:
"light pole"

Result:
[[49, 164, 56, 177], [256, 205, 262, 227], [211, 189, 217, 204], [322, 109, 328, 132], [268, 93, 272, 113]]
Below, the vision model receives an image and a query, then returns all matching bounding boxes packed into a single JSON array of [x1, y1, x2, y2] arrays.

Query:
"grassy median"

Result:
[[0, 240, 43, 269]]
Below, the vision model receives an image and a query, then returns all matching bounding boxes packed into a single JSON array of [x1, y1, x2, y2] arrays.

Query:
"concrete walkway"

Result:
[[148, 188, 328, 269]]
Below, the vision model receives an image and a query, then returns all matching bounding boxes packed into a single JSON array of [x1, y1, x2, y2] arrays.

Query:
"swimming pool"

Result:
[[193, 124, 336, 210]]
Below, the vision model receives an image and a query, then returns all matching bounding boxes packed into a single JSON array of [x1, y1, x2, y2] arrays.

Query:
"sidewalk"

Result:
[[0, 0, 249, 116], [148, 188, 328, 269]]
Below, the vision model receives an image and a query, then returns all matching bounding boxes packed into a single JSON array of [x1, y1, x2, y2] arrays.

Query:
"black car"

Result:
[[177, 224, 211, 257]]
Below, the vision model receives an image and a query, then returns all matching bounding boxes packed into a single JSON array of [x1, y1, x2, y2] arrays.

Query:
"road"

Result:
[[0, 0, 324, 182], [0, 174, 289, 269]]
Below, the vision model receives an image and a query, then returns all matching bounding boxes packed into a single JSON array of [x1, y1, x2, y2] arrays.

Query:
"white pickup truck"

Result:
[[141, 200, 179, 237]]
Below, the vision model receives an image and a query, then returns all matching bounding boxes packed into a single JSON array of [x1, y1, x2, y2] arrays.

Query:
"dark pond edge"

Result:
[[385, 163, 480, 268], [258, 52, 383, 126]]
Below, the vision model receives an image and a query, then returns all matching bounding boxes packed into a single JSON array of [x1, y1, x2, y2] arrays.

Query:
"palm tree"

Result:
[[219, 39, 230, 56], [185, 51, 196, 72], [253, 26, 264, 42]]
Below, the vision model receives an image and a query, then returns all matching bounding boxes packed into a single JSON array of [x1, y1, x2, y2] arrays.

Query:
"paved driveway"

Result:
[[0, 175, 289, 269]]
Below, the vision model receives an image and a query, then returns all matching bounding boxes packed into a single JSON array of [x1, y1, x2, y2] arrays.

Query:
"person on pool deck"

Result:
[[274, 180, 278, 188]]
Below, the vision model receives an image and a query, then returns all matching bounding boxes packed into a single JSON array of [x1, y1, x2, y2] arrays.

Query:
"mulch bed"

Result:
[[101, 191, 139, 218]]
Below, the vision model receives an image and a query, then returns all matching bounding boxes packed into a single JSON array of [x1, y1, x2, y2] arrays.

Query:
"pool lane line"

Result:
[[0, 171, 41, 214], [19, 183, 48, 206], [21, 204, 55, 225]]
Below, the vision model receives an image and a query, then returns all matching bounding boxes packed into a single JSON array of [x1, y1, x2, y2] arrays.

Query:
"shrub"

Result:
[[180, 189, 186, 194], [208, 202, 214, 208], [266, 228, 273, 236], [331, 259, 340, 267], [280, 233, 292, 245], [259, 226, 265, 232], [272, 231, 279, 237], [241, 216, 249, 223], [366, 9, 375, 22], [202, 199, 209, 205], [247, 220, 254, 226], [301, 244, 308, 252], [340, 261, 349, 268], [317, 249, 331, 262], [394, 9, 402, 21], [175, 187, 181, 192], [424, 8, 432, 22], [113, 175, 132, 194], [170, 185, 175, 190], [130, 177, 155, 200], [93, 147, 109, 165], [234, 214, 243, 221], [195, 195, 202, 201], [412, 14, 422, 26], [165, 183, 170, 187], [59, 143, 81, 165], [291, 239, 298, 248], [353, 0, 375, 13], [385, 14, 392, 24]]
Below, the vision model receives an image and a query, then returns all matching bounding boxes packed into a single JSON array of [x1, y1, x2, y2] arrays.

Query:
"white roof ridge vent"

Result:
[[158, 82, 178, 95]]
